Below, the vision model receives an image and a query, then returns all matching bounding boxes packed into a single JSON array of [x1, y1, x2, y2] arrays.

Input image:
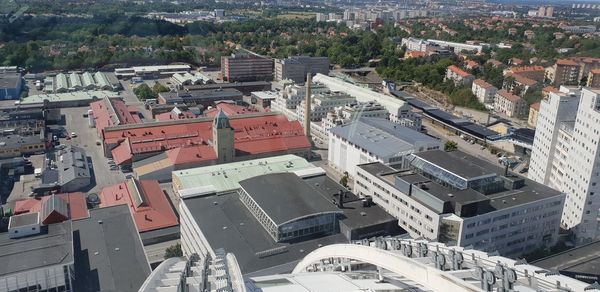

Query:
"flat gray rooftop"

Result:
[[183, 192, 348, 275], [239, 173, 342, 226], [329, 118, 439, 159], [0, 73, 20, 89], [412, 150, 496, 179], [0, 220, 73, 276], [72, 205, 151, 292], [533, 240, 600, 276]]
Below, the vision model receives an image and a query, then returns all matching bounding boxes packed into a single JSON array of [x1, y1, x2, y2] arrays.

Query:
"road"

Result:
[[423, 120, 501, 165], [60, 107, 126, 194], [145, 239, 181, 264]]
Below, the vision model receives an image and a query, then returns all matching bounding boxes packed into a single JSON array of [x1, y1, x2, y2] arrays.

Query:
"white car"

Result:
[[71, 132, 77, 138]]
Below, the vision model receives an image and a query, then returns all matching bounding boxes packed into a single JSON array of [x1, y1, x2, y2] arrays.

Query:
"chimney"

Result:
[[304, 73, 312, 139], [338, 189, 344, 208]]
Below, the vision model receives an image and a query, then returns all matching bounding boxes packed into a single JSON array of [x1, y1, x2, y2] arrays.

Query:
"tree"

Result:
[[164, 243, 183, 259], [152, 82, 170, 94], [444, 141, 458, 152], [133, 83, 158, 100], [339, 172, 349, 187]]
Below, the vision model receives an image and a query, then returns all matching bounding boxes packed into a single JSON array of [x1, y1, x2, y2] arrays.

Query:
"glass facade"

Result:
[[238, 189, 338, 242]]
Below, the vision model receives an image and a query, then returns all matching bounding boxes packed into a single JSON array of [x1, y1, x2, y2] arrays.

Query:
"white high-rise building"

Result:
[[529, 87, 600, 242]]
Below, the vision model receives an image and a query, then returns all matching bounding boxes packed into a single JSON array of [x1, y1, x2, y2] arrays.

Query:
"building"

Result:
[[72, 205, 152, 291], [170, 72, 213, 88], [588, 69, 600, 87], [328, 118, 441, 178], [297, 91, 356, 122], [221, 53, 274, 82], [0, 220, 74, 291], [471, 79, 497, 105], [0, 133, 46, 158], [90, 97, 142, 136], [250, 90, 278, 108], [101, 112, 310, 181], [43, 71, 119, 93], [561, 25, 597, 34], [445, 65, 475, 86], [178, 158, 401, 274], [494, 90, 529, 119], [274, 56, 329, 83], [0, 72, 23, 100], [504, 74, 539, 97], [139, 238, 595, 292], [534, 240, 600, 284], [8, 192, 89, 223], [20, 91, 119, 108], [427, 39, 488, 53], [182, 81, 271, 95], [528, 102, 540, 128], [355, 150, 565, 257], [39, 145, 91, 192], [99, 179, 179, 244], [157, 88, 244, 106], [114, 64, 191, 79], [203, 101, 261, 118], [528, 87, 600, 242], [550, 59, 581, 86], [312, 74, 421, 128], [505, 66, 546, 83]]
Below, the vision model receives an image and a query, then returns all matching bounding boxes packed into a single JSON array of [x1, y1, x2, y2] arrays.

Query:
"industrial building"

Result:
[[329, 118, 441, 178], [89, 97, 142, 136], [274, 56, 330, 83], [114, 64, 191, 79], [312, 74, 422, 129], [221, 53, 274, 82], [183, 81, 271, 95], [177, 155, 402, 274], [39, 145, 91, 193], [100, 112, 310, 181], [43, 72, 119, 93], [0, 133, 46, 158], [355, 150, 565, 258], [157, 88, 243, 106], [170, 72, 214, 88], [20, 91, 120, 108], [0, 72, 23, 100]]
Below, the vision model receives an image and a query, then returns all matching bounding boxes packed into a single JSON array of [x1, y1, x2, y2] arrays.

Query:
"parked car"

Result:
[[71, 132, 77, 138]]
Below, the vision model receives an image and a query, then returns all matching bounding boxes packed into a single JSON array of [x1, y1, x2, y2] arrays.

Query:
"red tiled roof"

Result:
[[543, 86, 560, 93], [406, 50, 426, 58], [508, 66, 545, 73], [591, 69, 600, 75], [204, 102, 261, 118], [165, 145, 217, 165], [488, 59, 503, 66], [13, 192, 89, 221], [447, 65, 473, 78], [509, 74, 538, 86], [473, 79, 495, 89], [99, 179, 178, 233], [90, 98, 142, 136], [155, 110, 196, 122], [105, 113, 310, 166], [465, 60, 480, 68], [556, 59, 579, 66], [497, 90, 522, 103], [530, 102, 540, 111]]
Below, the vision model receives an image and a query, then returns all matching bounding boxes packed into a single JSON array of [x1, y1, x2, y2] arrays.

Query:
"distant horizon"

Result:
[[490, 0, 600, 4]]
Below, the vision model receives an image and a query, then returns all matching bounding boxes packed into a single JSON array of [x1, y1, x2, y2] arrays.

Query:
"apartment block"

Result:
[[354, 150, 564, 257], [445, 65, 475, 86], [550, 59, 581, 86], [529, 87, 600, 242], [494, 90, 529, 119], [471, 79, 497, 104], [274, 56, 329, 83], [588, 69, 600, 87], [221, 53, 274, 82]]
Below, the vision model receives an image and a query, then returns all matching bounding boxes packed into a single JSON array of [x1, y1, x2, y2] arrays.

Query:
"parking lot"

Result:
[[59, 107, 126, 194]]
